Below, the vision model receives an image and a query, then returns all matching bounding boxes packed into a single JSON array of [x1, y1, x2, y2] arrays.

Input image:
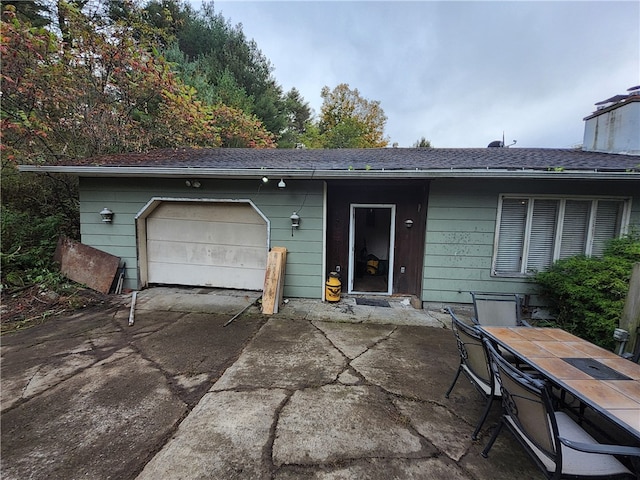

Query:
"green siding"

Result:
[[422, 178, 640, 305], [79, 175, 640, 304], [79, 178, 325, 297]]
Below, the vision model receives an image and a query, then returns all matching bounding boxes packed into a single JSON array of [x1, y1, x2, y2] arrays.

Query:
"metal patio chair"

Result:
[[470, 292, 530, 327], [481, 338, 640, 479], [445, 307, 499, 440]]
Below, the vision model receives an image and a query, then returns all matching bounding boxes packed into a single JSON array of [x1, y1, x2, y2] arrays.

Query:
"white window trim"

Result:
[[491, 194, 631, 277]]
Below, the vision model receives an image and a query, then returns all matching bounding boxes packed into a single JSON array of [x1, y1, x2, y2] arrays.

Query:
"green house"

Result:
[[19, 91, 640, 308]]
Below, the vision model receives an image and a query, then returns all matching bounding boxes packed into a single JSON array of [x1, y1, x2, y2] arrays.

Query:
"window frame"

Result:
[[491, 194, 631, 277]]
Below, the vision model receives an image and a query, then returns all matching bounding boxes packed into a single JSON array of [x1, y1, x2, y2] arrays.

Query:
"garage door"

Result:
[[145, 201, 268, 290]]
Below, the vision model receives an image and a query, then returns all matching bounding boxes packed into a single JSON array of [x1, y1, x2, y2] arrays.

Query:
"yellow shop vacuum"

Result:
[[325, 272, 342, 302]]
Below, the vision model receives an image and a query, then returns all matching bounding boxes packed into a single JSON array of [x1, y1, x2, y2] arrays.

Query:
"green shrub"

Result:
[[605, 232, 640, 262], [534, 233, 640, 350], [1, 207, 67, 288], [1, 166, 80, 291]]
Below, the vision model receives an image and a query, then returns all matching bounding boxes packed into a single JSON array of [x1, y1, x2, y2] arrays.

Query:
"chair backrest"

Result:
[[483, 337, 560, 468], [471, 292, 527, 327], [447, 307, 493, 388]]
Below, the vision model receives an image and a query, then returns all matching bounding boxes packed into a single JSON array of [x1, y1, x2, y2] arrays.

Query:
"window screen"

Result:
[[493, 196, 628, 276], [494, 198, 527, 274], [592, 200, 623, 257], [559, 200, 590, 259], [527, 200, 558, 272]]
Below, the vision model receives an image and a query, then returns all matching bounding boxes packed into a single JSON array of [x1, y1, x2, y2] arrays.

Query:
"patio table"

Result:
[[479, 326, 640, 443]]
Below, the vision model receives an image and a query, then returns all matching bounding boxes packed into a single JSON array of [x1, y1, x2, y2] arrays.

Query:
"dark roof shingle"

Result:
[[53, 147, 640, 173]]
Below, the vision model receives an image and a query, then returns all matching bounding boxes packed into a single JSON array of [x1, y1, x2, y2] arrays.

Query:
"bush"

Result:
[[534, 233, 640, 350], [1, 168, 80, 291], [0, 208, 67, 288]]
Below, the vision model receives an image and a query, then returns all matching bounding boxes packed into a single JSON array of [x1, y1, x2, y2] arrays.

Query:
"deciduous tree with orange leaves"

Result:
[[0, 2, 274, 167], [318, 83, 388, 148]]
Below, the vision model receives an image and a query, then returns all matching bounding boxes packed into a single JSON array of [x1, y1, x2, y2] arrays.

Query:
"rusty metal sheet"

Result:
[[54, 236, 120, 294]]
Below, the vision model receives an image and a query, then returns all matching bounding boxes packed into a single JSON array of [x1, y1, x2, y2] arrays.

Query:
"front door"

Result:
[[348, 204, 395, 294]]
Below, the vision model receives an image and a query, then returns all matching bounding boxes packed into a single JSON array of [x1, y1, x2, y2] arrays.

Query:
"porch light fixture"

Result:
[[278, 179, 286, 189], [290, 211, 300, 236], [100, 207, 114, 223], [404, 219, 414, 229], [262, 176, 269, 183]]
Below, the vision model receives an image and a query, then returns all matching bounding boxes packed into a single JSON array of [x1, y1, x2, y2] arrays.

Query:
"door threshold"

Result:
[[348, 291, 391, 296]]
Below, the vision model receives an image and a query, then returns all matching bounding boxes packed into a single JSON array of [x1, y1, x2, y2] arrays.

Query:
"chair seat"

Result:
[[505, 412, 632, 477]]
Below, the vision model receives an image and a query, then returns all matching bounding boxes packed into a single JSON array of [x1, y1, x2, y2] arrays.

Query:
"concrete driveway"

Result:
[[1, 287, 543, 479]]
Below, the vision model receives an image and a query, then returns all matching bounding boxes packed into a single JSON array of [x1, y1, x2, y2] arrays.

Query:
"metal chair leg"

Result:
[[472, 395, 495, 440], [481, 420, 504, 458], [445, 365, 463, 398]]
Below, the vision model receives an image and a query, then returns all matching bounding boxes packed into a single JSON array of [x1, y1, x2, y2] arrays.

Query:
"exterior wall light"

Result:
[[290, 211, 301, 238], [100, 207, 114, 223], [290, 211, 300, 228], [185, 179, 201, 188], [278, 179, 286, 189], [404, 219, 414, 229], [290, 211, 300, 236], [262, 176, 269, 183]]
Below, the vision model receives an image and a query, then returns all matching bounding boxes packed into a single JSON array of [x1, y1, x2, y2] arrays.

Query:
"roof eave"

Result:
[[17, 165, 640, 181]]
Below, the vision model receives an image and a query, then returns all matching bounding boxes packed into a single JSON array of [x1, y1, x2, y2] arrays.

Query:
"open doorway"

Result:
[[348, 204, 395, 294]]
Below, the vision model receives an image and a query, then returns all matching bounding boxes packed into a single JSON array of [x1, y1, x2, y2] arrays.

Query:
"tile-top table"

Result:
[[479, 326, 640, 443]]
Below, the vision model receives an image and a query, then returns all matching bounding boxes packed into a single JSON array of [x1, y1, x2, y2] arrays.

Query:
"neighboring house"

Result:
[[19, 88, 640, 307]]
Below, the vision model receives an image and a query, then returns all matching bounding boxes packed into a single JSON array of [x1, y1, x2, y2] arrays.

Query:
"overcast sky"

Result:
[[196, 1, 639, 148]]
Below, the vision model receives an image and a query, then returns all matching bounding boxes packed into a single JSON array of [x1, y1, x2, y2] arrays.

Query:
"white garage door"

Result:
[[146, 201, 268, 290]]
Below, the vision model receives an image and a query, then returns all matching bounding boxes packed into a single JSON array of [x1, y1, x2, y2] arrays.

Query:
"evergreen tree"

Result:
[[412, 137, 432, 148]]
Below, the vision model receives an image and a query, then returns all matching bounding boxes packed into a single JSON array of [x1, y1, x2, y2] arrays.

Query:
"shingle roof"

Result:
[[44, 147, 640, 173], [18, 147, 640, 182]]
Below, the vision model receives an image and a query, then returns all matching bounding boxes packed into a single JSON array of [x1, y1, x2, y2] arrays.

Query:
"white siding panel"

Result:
[[146, 202, 267, 290]]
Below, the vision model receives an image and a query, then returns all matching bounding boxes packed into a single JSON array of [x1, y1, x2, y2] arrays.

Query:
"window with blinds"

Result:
[[492, 196, 629, 276]]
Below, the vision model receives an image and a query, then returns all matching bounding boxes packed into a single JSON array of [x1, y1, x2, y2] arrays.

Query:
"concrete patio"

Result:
[[1, 287, 544, 479]]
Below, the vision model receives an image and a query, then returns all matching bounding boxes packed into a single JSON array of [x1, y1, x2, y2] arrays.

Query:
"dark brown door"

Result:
[[326, 180, 429, 297]]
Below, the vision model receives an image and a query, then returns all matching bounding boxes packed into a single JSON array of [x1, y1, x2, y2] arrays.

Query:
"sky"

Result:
[[194, 1, 639, 148]]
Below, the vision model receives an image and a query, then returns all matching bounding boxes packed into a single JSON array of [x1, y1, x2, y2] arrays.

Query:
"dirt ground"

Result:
[[1, 284, 116, 335]]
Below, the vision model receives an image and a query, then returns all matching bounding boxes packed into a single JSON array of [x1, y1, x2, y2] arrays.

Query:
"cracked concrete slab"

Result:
[[285, 297, 445, 328], [1, 353, 96, 410], [459, 430, 546, 480], [275, 457, 473, 479], [1, 290, 268, 480], [1, 353, 187, 480], [2, 288, 549, 480], [350, 325, 460, 401], [337, 368, 361, 384], [212, 318, 346, 390], [134, 286, 260, 315], [137, 389, 288, 480], [1, 310, 127, 413], [273, 384, 429, 466], [395, 399, 473, 462], [313, 320, 395, 359], [133, 311, 262, 380]]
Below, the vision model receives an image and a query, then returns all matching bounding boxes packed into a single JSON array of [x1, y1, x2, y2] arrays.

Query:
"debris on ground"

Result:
[[0, 284, 115, 334]]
